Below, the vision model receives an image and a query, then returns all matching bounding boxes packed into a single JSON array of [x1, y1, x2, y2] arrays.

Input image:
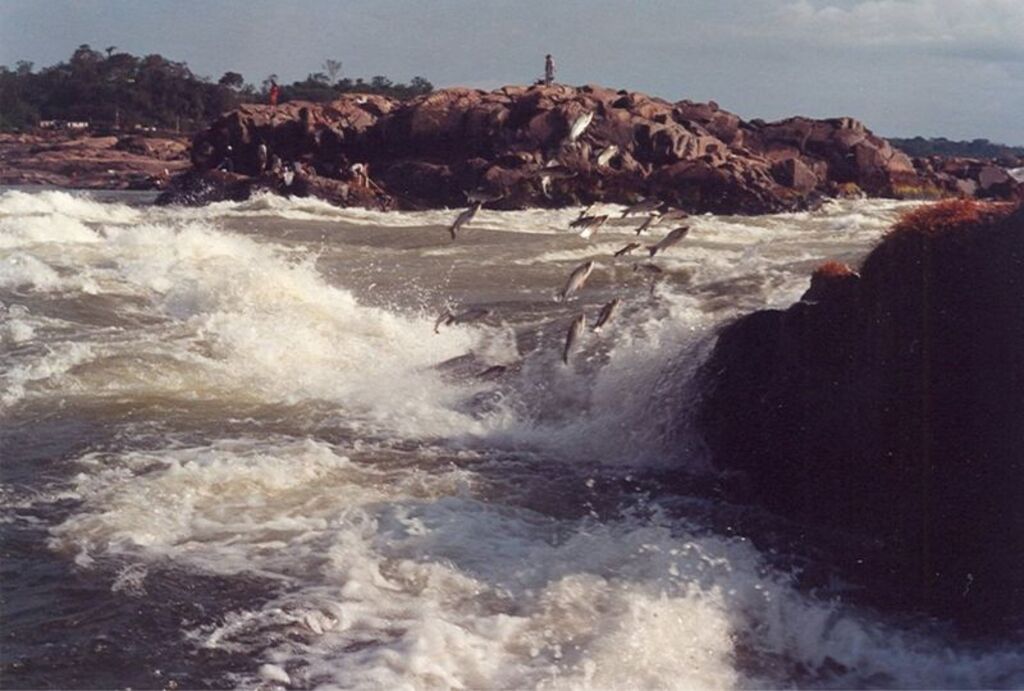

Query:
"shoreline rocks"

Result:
[[0, 132, 190, 190], [158, 84, 1023, 213], [696, 200, 1024, 633]]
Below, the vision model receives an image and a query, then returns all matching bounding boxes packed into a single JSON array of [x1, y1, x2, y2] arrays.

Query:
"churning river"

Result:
[[2, 188, 1022, 689]]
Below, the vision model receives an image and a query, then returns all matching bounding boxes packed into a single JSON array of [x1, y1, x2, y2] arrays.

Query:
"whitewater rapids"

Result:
[[1, 188, 1021, 689]]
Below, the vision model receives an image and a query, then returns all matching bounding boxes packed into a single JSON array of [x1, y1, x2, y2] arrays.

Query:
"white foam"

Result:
[[0, 188, 142, 225], [1, 216, 495, 435], [0, 214, 102, 249], [10, 190, 1016, 688], [49, 437, 1024, 689]]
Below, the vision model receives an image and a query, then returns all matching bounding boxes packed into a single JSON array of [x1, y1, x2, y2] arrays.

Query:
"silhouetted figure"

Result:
[[544, 54, 555, 85], [269, 80, 280, 106]]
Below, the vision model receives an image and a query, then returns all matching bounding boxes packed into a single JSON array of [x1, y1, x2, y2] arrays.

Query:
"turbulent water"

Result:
[[2, 188, 1022, 689]]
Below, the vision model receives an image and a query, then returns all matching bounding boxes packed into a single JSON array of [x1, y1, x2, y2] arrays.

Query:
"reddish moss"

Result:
[[813, 260, 856, 279], [891, 199, 1014, 238]]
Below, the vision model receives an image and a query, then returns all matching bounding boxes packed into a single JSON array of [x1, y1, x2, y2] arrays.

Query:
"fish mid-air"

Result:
[[558, 260, 595, 302], [647, 226, 690, 257], [537, 165, 577, 198], [573, 215, 609, 239], [595, 145, 619, 167], [434, 306, 492, 332], [593, 298, 621, 332], [621, 198, 663, 217], [563, 313, 586, 364], [658, 208, 689, 222], [634, 214, 662, 235], [568, 111, 594, 143], [449, 202, 482, 240], [463, 189, 504, 204], [613, 242, 642, 257]]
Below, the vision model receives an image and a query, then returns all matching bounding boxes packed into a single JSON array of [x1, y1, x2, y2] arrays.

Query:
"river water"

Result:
[[1, 188, 1021, 689]]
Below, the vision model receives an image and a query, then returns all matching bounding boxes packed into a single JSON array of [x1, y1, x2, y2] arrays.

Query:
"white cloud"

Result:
[[770, 0, 1024, 59]]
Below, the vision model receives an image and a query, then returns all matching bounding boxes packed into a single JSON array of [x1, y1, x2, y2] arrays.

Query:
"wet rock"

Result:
[[697, 200, 1024, 633], [168, 85, 1021, 213]]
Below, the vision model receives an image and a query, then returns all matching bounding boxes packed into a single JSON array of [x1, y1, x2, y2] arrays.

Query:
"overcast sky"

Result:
[[1, 0, 1021, 144]]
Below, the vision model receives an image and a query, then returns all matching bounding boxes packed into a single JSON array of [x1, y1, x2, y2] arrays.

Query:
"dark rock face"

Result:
[[697, 200, 1024, 632], [162, 85, 1023, 212]]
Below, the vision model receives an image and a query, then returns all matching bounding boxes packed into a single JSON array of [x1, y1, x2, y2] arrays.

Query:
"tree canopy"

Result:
[[0, 46, 433, 132]]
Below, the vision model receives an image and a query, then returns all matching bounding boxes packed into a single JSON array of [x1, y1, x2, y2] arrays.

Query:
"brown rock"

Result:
[[697, 200, 1024, 632]]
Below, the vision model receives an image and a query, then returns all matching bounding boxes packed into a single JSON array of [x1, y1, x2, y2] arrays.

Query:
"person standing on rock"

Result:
[[269, 80, 280, 106], [545, 54, 555, 85]]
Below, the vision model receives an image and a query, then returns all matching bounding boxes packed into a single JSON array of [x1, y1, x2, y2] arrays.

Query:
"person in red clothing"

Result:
[[268, 81, 280, 106]]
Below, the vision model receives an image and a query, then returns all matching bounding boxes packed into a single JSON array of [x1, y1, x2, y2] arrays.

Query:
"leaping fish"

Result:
[[632, 262, 664, 274], [634, 214, 662, 235], [593, 298, 621, 332], [537, 165, 577, 198], [558, 260, 595, 302], [563, 313, 586, 364], [596, 145, 619, 167], [568, 111, 594, 143], [613, 242, 642, 257], [574, 214, 609, 239], [449, 202, 482, 240], [658, 208, 689, 222], [464, 189, 504, 204], [434, 308, 455, 333], [451, 307, 492, 324], [647, 226, 690, 257], [621, 198, 663, 217], [434, 306, 492, 332]]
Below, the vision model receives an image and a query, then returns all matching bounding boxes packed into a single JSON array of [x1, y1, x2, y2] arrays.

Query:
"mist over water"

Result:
[[2, 188, 1022, 689]]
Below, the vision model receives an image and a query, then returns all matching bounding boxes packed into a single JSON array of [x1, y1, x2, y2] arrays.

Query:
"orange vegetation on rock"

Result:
[[891, 199, 1016, 237], [813, 260, 856, 279]]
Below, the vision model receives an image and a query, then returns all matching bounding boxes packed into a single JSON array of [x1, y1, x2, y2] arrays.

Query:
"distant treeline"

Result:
[[890, 136, 1024, 161], [0, 46, 433, 133]]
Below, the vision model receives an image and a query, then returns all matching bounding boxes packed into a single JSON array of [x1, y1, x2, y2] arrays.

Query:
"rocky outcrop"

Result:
[[697, 200, 1024, 632], [161, 85, 1023, 212], [0, 132, 190, 190]]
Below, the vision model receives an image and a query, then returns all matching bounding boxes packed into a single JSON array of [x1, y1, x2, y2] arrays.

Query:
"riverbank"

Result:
[[0, 131, 190, 190]]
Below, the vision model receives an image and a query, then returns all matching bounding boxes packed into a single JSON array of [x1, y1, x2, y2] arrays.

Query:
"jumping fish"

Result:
[[451, 307, 492, 325], [613, 242, 642, 257], [621, 198, 663, 217], [464, 189, 504, 204], [647, 226, 690, 257], [537, 165, 578, 180], [434, 306, 491, 332], [593, 298, 621, 332], [569, 211, 600, 229], [476, 364, 509, 380], [537, 165, 577, 199], [659, 208, 689, 222], [574, 215, 609, 239], [568, 111, 594, 143], [449, 202, 482, 240], [632, 262, 664, 274], [596, 145, 619, 167], [434, 308, 455, 333], [563, 313, 586, 364], [559, 260, 595, 302], [634, 214, 662, 235]]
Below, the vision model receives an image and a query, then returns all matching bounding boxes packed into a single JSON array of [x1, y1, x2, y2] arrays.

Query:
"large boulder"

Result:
[[168, 85, 1022, 213], [696, 200, 1024, 632]]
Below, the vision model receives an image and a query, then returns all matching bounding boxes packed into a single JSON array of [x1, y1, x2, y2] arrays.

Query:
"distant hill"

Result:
[[889, 136, 1024, 160]]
